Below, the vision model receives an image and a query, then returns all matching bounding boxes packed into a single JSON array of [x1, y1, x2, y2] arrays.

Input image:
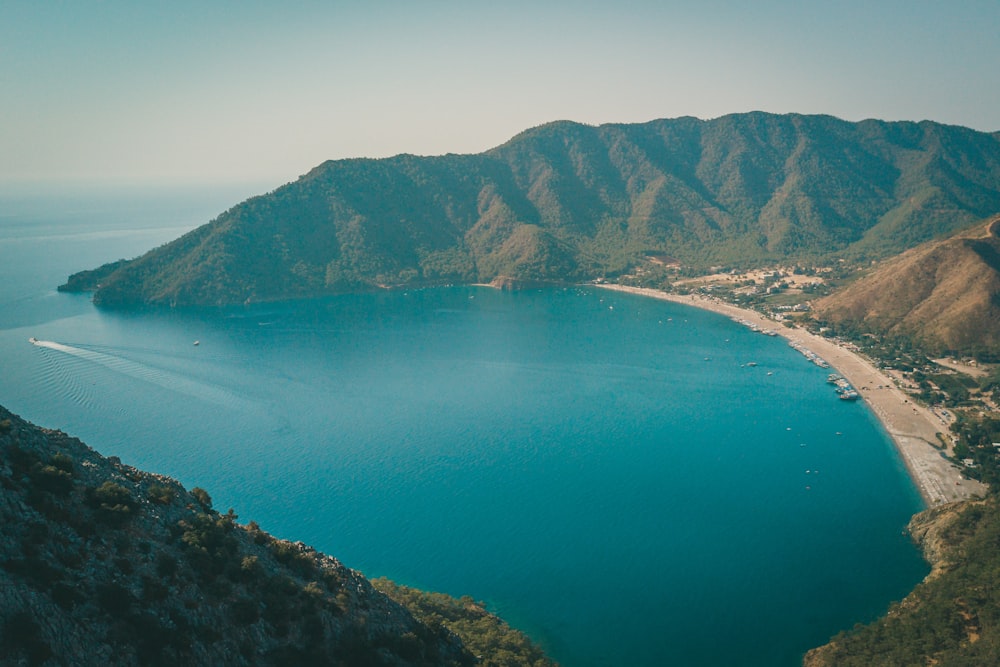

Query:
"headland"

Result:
[[595, 283, 986, 507]]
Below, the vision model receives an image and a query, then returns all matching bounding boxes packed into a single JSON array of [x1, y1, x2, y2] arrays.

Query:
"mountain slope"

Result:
[[0, 406, 552, 666], [805, 498, 1000, 666], [61, 113, 1000, 307], [813, 216, 1000, 355]]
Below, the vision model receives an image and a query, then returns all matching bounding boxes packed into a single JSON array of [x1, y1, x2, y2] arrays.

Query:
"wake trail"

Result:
[[30, 339, 253, 411]]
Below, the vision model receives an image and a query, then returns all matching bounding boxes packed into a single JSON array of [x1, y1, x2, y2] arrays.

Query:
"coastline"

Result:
[[595, 283, 986, 507]]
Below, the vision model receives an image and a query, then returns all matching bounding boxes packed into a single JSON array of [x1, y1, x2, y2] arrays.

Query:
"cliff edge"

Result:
[[0, 406, 552, 666]]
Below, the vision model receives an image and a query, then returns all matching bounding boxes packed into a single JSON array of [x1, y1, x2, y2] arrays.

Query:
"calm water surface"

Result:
[[0, 189, 928, 666]]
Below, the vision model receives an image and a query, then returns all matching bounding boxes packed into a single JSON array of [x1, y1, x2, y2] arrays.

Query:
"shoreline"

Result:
[[594, 283, 986, 507]]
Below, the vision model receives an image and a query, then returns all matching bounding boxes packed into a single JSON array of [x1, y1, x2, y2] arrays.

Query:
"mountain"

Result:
[[0, 406, 553, 666], [61, 113, 1000, 307], [812, 216, 1000, 356]]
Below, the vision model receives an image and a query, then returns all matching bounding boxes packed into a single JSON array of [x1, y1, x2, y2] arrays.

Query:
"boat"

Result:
[[28, 337, 37, 344], [193, 340, 200, 346], [839, 390, 860, 401]]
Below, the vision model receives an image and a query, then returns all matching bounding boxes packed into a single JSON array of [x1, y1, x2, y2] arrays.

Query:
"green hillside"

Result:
[[61, 113, 1000, 307]]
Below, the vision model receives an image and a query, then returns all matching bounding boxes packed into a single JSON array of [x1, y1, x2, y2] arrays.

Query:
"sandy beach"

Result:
[[596, 284, 986, 506]]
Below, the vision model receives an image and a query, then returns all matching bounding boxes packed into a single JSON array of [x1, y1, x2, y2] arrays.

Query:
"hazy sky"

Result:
[[4, 0, 999, 188]]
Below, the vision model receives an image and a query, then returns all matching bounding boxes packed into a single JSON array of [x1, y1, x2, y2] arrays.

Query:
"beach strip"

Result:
[[595, 284, 985, 506]]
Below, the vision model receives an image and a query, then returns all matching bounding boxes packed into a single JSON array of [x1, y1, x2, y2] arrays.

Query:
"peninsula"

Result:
[[60, 113, 1000, 308]]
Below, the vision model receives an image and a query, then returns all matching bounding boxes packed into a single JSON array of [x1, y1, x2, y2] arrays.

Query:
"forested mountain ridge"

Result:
[[62, 113, 1000, 307], [0, 406, 553, 666]]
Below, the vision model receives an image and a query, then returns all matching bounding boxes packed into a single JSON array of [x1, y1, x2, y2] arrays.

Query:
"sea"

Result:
[[0, 185, 928, 666]]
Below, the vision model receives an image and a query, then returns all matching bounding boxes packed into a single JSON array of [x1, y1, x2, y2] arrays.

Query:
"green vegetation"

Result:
[[0, 405, 550, 665], [147, 483, 176, 504], [797, 304, 1000, 664], [190, 486, 212, 510], [373, 579, 556, 667], [62, 113, 1000, 307], [795, 357, 1000, 665], [660, 246, 1000, 665], [808, 498, 1000, 666]]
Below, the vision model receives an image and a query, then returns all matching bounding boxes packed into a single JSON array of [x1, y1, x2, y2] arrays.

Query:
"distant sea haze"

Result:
[[0, 189, 927, 666]]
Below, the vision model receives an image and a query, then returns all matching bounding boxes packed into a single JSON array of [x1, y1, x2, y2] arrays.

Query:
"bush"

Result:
[[30, 463, 74, 496], [190, 487, 212, 510], [178, 513, 238, 581], [50, 452, 74, 473], [51, 582, 84, 610], [141, 575, 169, 603], [156, 553, 178, 579], [89, 481, 137, 525], [147, 484, 176, 505], [0, 611, 53, 664], [97, 582, 134, 616], [231, 598, 260, 625]]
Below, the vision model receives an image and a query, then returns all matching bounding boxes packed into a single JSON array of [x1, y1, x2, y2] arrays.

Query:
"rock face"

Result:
[[0, 405, 473, 666], [904, 500, 979, 582]]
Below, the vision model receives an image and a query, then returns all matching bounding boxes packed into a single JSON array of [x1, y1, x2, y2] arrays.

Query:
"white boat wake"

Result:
[[29, 338, 251, 410]]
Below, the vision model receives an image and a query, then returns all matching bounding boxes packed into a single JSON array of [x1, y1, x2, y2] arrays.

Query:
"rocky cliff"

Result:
[[0, 406, 550, 666], [803, 498, 1000, 666]]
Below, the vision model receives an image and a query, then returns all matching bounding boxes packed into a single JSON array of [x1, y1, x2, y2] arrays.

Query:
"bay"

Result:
[[0, 188, 928, 666]]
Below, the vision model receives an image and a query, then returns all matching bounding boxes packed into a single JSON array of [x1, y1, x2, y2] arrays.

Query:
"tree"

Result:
[[191, 487, 212, 510]]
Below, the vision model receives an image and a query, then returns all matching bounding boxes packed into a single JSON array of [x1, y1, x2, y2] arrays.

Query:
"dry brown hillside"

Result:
[[813, 216, 1000, 356]]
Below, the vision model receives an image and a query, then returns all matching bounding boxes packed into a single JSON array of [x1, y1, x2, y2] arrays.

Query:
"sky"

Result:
[[3, 0, 999, 189]]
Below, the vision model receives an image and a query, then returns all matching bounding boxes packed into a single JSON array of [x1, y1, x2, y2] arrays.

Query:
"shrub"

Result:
[[141, 575, 169, 603], [178, 513, 238, 581], [30, 463, 74, 495], [147, 484, 176, 505], [51, 582, 84, 610], [50, 452, 74, 473], [89, 481, 137, 525], [91, 481, 133, 508], [231, 598, 260, 625], [190, 487, 212, 510], [156, 553, 178, 579], [0, 611, 52, 664], [96, 582, 133, 616]]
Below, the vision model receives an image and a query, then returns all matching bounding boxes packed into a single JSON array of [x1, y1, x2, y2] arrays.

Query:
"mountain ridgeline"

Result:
[[63, 113, 1000, 307]]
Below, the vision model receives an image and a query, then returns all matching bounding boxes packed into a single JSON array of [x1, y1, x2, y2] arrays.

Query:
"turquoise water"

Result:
[[0, 189, 928, 666]]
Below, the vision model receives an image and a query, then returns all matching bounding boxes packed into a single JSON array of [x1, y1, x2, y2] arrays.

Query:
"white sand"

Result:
[[596, 284, 986, 506]]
